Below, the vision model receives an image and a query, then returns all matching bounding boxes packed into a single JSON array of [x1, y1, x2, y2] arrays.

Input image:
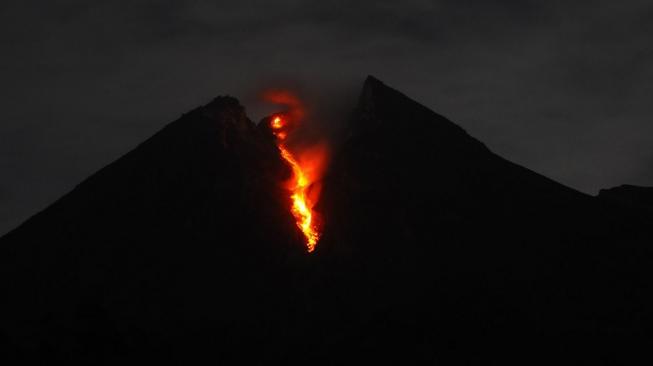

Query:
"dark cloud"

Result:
[[1, 0, 652, 234]]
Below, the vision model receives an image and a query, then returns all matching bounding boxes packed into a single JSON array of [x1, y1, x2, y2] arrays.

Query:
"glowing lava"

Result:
[[271, 116, 321, 252]]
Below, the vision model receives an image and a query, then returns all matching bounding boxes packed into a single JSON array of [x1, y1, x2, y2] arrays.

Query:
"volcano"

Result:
[[1, 76, 652, 364]]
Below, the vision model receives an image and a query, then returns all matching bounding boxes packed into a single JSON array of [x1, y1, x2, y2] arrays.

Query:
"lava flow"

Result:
[[270, 115, 321, 252]]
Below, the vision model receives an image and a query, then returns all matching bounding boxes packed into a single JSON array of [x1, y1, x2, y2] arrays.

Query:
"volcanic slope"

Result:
[[315, 76, 653, 363], [1, 77, 652, 364]]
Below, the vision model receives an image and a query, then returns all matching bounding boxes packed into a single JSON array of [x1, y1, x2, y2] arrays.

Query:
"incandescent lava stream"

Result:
[[270, 115, 321, 252]]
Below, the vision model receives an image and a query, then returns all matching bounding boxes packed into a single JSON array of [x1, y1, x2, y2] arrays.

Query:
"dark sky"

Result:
[[1, 0, 652, 235]]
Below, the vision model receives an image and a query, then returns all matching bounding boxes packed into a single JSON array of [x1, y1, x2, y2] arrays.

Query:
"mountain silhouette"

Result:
[[599, 184, 653, 212], [1, 77, 651, 364]]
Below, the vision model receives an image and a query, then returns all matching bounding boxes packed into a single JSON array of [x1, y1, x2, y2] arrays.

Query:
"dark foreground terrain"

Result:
[[1, 77, 651, 364]]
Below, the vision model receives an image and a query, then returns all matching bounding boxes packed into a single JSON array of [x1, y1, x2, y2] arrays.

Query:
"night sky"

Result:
[[1, 0, 652, 235]]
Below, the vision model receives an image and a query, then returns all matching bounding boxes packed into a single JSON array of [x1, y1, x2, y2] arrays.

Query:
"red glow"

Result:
[[265, 93, 326, 253], [263, 90, 305, 121]]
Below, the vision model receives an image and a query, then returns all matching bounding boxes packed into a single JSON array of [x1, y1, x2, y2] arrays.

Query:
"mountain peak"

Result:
[[198, 95, 254, 134], [352, 76, 476, 144], [203, 95, 243, 116], [362, 74, 384, 90]]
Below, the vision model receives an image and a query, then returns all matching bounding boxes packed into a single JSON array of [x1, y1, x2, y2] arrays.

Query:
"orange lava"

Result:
[[271, 116, 321, 252]]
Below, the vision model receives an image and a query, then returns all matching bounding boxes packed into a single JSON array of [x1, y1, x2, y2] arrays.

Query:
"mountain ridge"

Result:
[[1, 77, 652, 364]]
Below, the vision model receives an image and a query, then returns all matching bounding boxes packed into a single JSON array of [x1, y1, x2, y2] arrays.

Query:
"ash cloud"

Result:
[[1, 0, 652, 235]]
